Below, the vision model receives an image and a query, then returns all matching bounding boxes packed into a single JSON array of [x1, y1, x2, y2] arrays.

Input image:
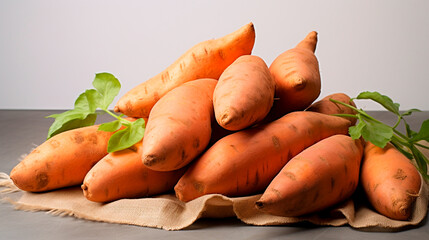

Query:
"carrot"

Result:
[[213, 55, 275, 131], [360, 141, 422, 220], [267, 31, 321, 120], [142, 78, 217, 171], [114, 22, 256, 118], [307, 93, 358, 125], [174, 111, 352, 202], [255, 135, 364, 217], [10, 125, 114, 192], [82, 141, 186, 203]]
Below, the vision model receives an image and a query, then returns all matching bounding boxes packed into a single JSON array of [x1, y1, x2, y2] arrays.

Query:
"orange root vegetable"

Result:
[[114, 22, 256, 118], [267, 31, 321, 119], [213, 55, 275, 131], [10, 125, 114, 192], [255, 135, 364, 217], [307, 93, 357, 125], [360, 141, 422, 220], [142, 78, 217, 171], [174, 111, 352, 202], [82, 141, 186, 203]]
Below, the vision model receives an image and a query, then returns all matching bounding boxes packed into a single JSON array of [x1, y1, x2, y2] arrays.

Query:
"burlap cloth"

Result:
[[1, 142, 428, 231]]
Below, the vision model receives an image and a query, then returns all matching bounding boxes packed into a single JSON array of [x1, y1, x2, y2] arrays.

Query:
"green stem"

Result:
[[393, 128, 410, 142], [329, 98, 382, 124], [329, 98, 359, 112], [392, 115, 402, 129], [103, 109, 133, 126], [391, 134, 410, 148], [332, 113, 359, 119], [415, 142, 429, 150]]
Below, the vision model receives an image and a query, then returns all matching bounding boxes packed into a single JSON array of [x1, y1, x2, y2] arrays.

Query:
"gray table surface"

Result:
[[1, 110, 428, 240]]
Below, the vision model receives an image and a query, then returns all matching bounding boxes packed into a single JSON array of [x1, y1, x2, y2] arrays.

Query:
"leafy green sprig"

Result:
[[46, 73, 145, 153], [330, 91, 429, 180]]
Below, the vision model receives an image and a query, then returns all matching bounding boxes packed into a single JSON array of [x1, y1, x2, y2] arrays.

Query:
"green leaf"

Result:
[[356, 91, 400, 115], [348, 117, 365, 139], [46, 111, 97, 139], [390, 140, 414, 160], [74, 89, 102, 112], [79, 89, 101, 111], [410, 145, 429, 180], [348, 114, 393, 148], [410, 119, 429, 142], [402, 118, 417, 139], [98, 120, 122, 132], [107, 118, 145, 152], [360, 116, 393, 148], [92, 73, 121, 110], [45, 89, 101, 139], [45, 72, 123, 141], [401, 108, 421, 117]]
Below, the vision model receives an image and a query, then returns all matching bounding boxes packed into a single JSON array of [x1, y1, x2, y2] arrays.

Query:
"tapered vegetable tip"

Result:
[[114, 22, 256, 118], [265, 31, 321, 120], [296, 31, 318, 53]]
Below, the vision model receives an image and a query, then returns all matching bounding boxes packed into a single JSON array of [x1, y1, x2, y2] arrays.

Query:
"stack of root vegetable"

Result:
[[9, 22, 423, 222]]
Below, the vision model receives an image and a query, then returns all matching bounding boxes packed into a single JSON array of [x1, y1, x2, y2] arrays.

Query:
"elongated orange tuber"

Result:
[[266, 31, 321, 121], [114, 22, 256, 118]]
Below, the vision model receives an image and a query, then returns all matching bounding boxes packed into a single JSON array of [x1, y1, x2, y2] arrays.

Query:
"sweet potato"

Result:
[[174, 111, 352, 202], [255, 135, 364, 217], [114, 22, 256, 118], [307, 93, 357, 125], [142, 78, 217, 171], [213, 55, 275, 131], [360, 141, 422, 220], [82, 141, 186, 203], [267, 31, 321, 120], [10, 125, 114, 192]]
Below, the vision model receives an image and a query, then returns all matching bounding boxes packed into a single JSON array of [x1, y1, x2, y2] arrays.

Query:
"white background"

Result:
[[1, 0, 428, 110]]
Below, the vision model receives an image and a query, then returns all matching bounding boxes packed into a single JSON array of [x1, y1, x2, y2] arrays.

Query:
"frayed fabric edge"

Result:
[[0, 172, 20, 193], [1, 194, 121, 228]]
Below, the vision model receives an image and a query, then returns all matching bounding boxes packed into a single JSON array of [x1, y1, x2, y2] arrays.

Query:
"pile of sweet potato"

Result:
[[10, 23, 422, 221]]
